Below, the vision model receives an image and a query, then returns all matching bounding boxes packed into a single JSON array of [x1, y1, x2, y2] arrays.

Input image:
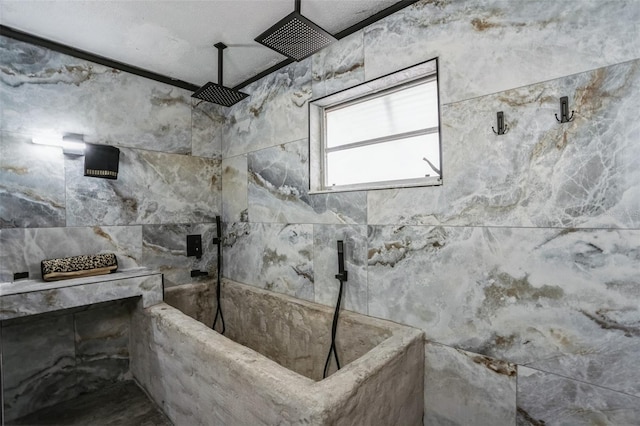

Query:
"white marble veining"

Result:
[[248, 139, 367, 225], [222, 154, 248, 223], [424, 342, 516, 426], [311, 31, 365, 99], [2, 313, 77, 421], [0, 131, 66, 228], [367, 225, 640, 397], [368, 59, 640, 229], [221, 59, 312, 158], [65, 147, 220, 226], [191, 98, 225, 160], [364, 0, 640, 105], [223, 222, 314, 301], [517, 366, 640, 425], [2, 300, 135, 422], [0, 36, 192, 154]]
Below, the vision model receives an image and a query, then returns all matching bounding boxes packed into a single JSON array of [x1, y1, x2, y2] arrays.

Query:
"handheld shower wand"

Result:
[[212, 215, 225, 334], [323, 240, 347, 379], [335, 240, 347, 282]]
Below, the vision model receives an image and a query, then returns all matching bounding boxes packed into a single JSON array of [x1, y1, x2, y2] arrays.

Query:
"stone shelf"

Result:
[[0, 268, 163, 321]]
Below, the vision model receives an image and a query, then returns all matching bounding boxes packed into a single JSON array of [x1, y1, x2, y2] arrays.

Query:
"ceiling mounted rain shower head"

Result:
[[192, 42, 249, 107], [255, 0, 336, 61]]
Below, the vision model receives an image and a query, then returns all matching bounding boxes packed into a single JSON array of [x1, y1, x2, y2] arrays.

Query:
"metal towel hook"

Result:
[[492, 111, 509, 135], [555, 96, 575, 123]]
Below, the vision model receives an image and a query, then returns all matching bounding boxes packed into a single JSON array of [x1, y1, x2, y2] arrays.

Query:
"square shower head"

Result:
[[255, 11, 337, 61], [192, 82, 249, 107]]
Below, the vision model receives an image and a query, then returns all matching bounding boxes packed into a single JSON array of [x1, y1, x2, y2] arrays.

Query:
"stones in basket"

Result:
[[41, 253, 118, 281]]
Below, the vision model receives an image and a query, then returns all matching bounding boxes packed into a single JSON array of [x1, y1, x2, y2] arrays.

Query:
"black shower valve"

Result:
[[187, 234, 203, 259]]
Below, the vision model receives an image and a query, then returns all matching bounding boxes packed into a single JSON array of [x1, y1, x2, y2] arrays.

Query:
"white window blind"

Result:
[[326, 79, 439, 148]]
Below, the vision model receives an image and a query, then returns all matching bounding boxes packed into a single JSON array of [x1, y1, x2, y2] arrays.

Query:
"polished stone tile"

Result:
[[311, 31, 365, 98], [248, 139, 367, 224], [221, 59, 312, 158], [364, 0, 640, 104], [223, 222, 314, 301], [2, 313, 77, 421], [74, 300, 133, 392], [424, 343, 516, 426], [191, 98, 225, 160], [0, 36, 191, 154], [368, 60, 640, 229], [65, 147, 220, 226], [517, 367, 640, 425], [367, 225, 640, 397], [221, 154, 248, 223], [2, 300, 146, 422], [0, 131, 66, 228], [0, 226, 141, 282]]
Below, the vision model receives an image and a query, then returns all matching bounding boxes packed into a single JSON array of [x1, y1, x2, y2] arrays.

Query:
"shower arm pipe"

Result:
[[214, 42, 226, 86], [295, 0, 301, 12]]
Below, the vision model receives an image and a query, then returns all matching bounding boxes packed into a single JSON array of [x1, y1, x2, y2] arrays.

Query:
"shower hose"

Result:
[[323, 277, 344, 378], [323, 240, 347, 379]]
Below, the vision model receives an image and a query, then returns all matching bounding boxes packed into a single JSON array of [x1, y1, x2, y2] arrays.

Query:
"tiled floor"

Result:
[[8, 381, 172, 426]]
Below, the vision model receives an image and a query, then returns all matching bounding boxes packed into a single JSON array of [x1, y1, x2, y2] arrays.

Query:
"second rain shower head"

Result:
[[192, 42, 249, 107], [255, 0, 336, 61]]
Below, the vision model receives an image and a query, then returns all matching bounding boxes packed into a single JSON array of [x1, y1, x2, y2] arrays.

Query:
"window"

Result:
[[309, 58, 441, 193]]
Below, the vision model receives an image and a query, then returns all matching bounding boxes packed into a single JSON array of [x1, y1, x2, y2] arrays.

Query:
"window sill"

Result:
[[309, 177, 442, 195]]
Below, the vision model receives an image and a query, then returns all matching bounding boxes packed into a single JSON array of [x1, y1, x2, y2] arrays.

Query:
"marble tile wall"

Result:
[[368, 59, 640, 229], [220, 58, 313, 159], [0, 37, 192, 154], [1, 32, 222, 420], [424, 342, 516, 426], [364, 0, 640, 105], [517, 367, 640, 425], [0, 34, 222, 282], [1, 300, 134, 422], [223, 222, 314, 301], [217, 1, 640, 424]]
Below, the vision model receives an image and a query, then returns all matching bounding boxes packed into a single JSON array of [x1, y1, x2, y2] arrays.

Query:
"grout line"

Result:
[[519, 364, 640, 400], [440, 56, 640, 107]]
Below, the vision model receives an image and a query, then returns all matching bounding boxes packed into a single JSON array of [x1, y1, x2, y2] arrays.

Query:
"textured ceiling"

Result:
[[0, 0, 401, 89]]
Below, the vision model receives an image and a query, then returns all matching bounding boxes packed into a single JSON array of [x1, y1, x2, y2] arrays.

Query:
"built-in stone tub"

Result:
[[132, 278, 424, 425]]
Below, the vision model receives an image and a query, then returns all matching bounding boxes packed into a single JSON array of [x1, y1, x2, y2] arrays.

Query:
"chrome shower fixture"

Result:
[[192, 42, 249, 107], [255, 0, 336, 61]]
